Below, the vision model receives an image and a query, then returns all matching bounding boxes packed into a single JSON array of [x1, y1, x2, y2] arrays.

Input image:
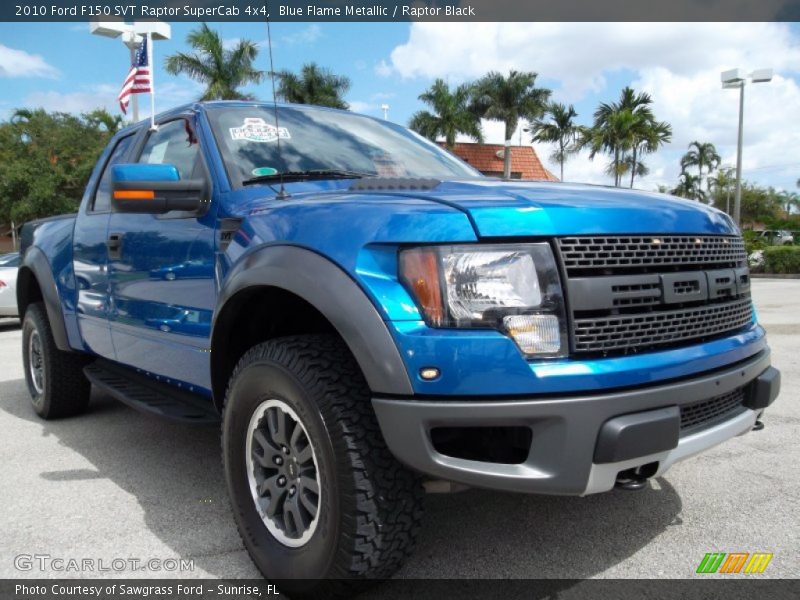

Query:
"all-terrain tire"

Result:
[[22, 302, 91, 419], [222, 334, 424, 599]]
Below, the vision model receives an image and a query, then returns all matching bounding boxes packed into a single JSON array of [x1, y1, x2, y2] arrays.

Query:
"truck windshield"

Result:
[[205, 105, 481, 187]]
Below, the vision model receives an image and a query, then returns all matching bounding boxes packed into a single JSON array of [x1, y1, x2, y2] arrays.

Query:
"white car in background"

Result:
[[0, 252, 20, 317]]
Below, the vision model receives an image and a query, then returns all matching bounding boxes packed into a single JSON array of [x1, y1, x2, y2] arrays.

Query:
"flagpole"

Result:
[[148, 33, 156, 130], [129, 44, 139, 123]]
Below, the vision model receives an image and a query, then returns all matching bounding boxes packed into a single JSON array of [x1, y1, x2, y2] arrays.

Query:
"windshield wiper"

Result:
[[242, 169, 372, 186]]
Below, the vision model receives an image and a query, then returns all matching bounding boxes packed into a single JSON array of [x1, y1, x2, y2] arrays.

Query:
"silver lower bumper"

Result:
[[584, 406, 758, 494]]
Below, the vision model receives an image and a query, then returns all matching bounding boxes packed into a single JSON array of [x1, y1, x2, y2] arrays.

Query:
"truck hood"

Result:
[[364, 180, 739, 237]]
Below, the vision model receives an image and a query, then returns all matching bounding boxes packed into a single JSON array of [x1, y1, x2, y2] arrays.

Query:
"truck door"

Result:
[[107, 116, 216, 391], [73, 132, 137, 358]]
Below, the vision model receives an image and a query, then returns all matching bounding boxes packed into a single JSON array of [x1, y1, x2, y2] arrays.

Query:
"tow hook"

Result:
[[753, 420, 765, 431], [615, 463, 658, 491]]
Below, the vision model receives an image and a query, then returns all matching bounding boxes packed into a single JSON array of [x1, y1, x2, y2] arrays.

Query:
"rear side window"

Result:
[[138, 119, 200, 180], [92, 134, 135, 212]]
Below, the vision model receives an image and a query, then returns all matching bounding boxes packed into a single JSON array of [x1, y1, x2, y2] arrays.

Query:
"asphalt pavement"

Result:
[[0, 279, 797, 582]]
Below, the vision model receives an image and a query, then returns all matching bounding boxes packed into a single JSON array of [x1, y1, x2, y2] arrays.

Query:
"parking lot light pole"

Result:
[[721, 68, 773, 227]]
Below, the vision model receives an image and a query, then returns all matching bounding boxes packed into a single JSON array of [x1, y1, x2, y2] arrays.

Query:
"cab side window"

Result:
[[92, 134, 135, 212], [138, 119, 200, 180]]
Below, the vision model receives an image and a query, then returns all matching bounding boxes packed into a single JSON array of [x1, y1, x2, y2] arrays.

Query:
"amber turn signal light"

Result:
[[113, 190, 155, 200], [399, 248, 444, 326]]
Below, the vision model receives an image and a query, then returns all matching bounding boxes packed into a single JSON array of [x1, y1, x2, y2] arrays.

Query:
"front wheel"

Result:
[[222, 335, 423, 598]]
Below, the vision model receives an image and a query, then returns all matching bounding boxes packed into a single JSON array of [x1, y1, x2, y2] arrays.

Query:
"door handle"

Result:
[[106, 233, 123, 260]]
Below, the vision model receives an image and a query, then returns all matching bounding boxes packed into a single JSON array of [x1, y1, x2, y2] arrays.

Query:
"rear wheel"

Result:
[[222, 335, 423, 598], [22, 302, 91, 419]]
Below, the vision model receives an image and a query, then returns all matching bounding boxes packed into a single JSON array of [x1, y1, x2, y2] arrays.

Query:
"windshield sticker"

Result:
[[251, 167, 278, 177], [230, 118, 291, 143], [371, 151, 407, 177]]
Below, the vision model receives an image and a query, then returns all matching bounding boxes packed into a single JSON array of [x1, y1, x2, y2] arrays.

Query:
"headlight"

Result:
[[400, 243, 567, 357]]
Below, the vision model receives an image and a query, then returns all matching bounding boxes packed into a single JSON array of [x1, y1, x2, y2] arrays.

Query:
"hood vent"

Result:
[[350, 178, 441, 192]]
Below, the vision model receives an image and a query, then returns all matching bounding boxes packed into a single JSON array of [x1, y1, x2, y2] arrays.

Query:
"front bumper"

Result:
[[372, 349, 779, 495]]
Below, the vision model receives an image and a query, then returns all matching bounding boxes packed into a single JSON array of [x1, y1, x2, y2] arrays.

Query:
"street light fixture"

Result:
[[90, 21, 171, 122], [381, 104, 390, 120], [721, 67, 773, 226]]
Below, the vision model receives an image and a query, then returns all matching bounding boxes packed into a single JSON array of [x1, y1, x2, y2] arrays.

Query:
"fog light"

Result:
[[503, 314, 562, 356]]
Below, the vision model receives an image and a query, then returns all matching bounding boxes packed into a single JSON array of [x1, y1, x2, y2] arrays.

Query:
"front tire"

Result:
[[222, 335, 423, 598], [22, 302, 91, 419]]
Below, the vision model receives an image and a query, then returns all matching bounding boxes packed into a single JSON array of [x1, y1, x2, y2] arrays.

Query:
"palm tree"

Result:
[[408, 79, 482, 148], [165, 23, 264, 100], [471, 71, 551, 179], [779, 190, 800, 217], [83, 109, 124, 134], [581, 102, 636, 187], [680, 141, 721, 198], [623, 153, 650, 184], [709, 167, 736, 214], [530, 102, 578, 181], [672, 172, 704, 201], [581, 87, 671, 188], [276, 63, 351, 109]]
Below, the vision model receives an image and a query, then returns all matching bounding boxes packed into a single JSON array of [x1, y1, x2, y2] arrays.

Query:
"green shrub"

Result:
[[762, 246, 800, 274]]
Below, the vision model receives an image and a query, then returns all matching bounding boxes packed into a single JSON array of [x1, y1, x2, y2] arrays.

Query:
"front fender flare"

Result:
[[212, 245, 413, 400]]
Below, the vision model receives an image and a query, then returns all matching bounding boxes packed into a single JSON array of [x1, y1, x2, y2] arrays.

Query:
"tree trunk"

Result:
[[559, 140, 565, 181], [698, 160, 704, 203], [503, 122, 512, 180], [630, 146, 637, 189], [503, 122, 516, 179], [614, 147, 620, 186]]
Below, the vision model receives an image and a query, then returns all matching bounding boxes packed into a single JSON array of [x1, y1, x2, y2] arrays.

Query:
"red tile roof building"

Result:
[[442, 142, 559, 181]]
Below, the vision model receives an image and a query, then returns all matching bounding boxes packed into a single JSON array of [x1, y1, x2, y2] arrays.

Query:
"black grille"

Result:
[[558, 235, 746, 275], [573, 297, 753, 353], [680, 388, 746, 435]]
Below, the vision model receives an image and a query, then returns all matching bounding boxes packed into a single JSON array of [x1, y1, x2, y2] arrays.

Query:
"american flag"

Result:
[[118, 34, 151, 115]]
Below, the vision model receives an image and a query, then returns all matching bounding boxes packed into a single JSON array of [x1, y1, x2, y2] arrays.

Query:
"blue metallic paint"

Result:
[[111, 163, 181, 182]]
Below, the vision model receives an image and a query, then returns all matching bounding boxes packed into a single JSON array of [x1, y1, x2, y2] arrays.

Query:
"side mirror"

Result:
[[111, 164, 208, 214]]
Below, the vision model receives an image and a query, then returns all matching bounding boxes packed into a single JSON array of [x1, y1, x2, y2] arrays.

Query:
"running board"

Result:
[[84, 360, 219, 426]]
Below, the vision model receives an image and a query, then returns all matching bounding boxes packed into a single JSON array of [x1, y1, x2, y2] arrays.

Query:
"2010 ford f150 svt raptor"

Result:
[[18, 102, 780, 595]]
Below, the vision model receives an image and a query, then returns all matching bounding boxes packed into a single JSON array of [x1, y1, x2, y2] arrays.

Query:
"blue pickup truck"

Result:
[[18, 101, 779, 593]]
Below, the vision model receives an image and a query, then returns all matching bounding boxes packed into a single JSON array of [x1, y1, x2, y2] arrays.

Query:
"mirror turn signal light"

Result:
[[113, 190, 155, 200]]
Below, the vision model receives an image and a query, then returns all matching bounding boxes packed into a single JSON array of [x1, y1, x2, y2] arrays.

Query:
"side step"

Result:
[[84, 360, 219, 426]]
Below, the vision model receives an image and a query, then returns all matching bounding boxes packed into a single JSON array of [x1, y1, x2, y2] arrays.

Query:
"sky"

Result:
[[1, 21, 799, 192]]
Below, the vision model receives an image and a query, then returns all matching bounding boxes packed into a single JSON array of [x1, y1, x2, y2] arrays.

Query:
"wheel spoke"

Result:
[[299, 489, 318, 516], [267, 407, 288, 446], [289, 419, 304, 452], [295, 443, 313, 465], [299, 475, 319, 495], [284, 494, 306, 534], [252, 428, 276, 453], [257, 475, 284, 517]]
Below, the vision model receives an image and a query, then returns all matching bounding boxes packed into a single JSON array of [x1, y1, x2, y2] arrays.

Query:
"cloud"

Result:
[[23, 90, 113, 114], [222, 37, 241, 50], [0, 44, 59, 78], [348, 100, 377, 113], [21, 78, 205, 119], [382, 23, 800, 100], [384, 23, 800, 189], [374, 60, 393, 77], [281, 25, 322, 45]]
